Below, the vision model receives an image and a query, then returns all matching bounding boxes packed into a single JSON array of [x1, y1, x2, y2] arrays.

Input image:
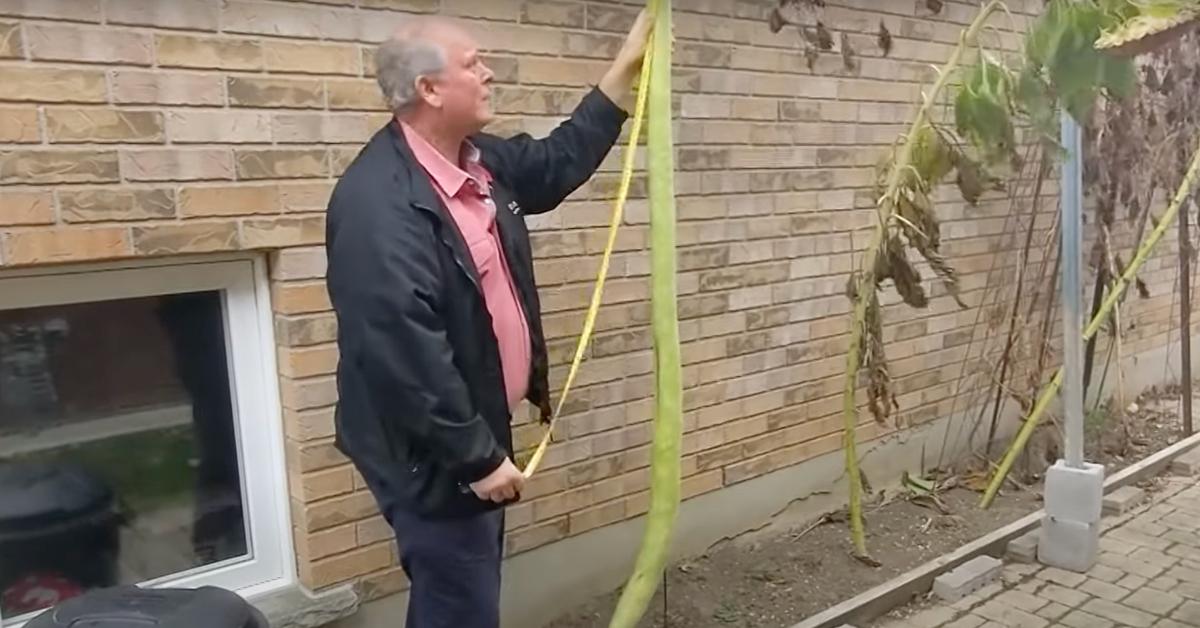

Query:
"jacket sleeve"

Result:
[[483, 86, 628, 214], [327, 190, 507, 484]]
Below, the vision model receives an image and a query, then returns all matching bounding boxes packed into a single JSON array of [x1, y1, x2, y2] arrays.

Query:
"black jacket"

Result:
[[325, 87, 627, 519]]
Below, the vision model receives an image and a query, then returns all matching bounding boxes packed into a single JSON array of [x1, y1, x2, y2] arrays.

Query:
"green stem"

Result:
[[608, 1, 682, 626], [981, 137, 1200, 507], [842, 0, 1004, 558]]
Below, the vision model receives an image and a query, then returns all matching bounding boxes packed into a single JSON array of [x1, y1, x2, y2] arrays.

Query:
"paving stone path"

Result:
[[874, 475, 1200, 628]]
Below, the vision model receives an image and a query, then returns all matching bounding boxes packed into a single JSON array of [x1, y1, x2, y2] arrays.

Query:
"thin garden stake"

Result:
[[982, 137, 1200, 507], [609, 1, 682, 626]]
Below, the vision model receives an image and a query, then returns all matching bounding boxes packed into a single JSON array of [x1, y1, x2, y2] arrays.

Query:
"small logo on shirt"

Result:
[[508, 201, 522, 216]]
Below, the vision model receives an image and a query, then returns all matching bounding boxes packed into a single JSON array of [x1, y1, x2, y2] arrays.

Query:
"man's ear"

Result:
[[414, 75, 441, 109]]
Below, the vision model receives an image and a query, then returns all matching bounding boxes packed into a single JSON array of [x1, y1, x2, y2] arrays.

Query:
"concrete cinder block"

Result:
[[1006, 529, 1039, 563], [1103, 485, 1146, 515], [932, 555, 1003, 602], [1038, 515, 1100, 572], [1043, 460, 1105, 523], [1170, 447, 1200, 476]]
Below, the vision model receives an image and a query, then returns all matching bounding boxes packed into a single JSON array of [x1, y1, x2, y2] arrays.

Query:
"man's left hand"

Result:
[[599, 8, 654, 108]]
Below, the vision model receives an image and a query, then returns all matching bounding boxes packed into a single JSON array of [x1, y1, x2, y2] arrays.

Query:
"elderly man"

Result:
[[324, 10, 652, 628]]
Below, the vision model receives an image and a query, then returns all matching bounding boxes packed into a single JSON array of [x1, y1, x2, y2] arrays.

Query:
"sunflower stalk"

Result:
[[842, 0, 1005, 559]]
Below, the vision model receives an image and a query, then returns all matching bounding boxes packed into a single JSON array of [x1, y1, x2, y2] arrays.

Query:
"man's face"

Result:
[[423, 27, 495, 134]]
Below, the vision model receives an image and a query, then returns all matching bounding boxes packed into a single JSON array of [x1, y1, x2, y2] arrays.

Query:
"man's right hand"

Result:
[[469, 458, 525, 503]]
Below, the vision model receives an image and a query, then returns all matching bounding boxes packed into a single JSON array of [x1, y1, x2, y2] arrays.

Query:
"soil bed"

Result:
[[545, 387, 1188, 628]]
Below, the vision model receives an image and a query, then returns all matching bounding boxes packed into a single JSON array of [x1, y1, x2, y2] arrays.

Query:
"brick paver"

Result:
[[874, 476, 1200, 627]]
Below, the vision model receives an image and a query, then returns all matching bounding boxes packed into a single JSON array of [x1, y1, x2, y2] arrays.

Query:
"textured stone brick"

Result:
[[111, 71, 225, 106], [155, 34, 262, 70], [120, 149, 235, 182], [282, 406, 336, 441], [25, 23, 152, 65], [299, 542, 392, 590], [165, 111, 271, 143], [0, 0, 101, 22], [131, 221, 239, 255], [263, 40, 361, 76], [443, 0, 520, 20], [0, 191, 54, 226], [358, 0, 438, 10], [326, 79, 387, 111], [235, 149, 328, 180], [242, 215, 325, 248], [523, 1, 584, 27], [280, 344, 339, 378], [0, 107, 39, 143], [179, 184, 279, 217], [4, 228, 129, 265], [294, 523, 356, 563], [273, 281, 332, 315], [221, 1, 359, 40], [104, 0, 218, 30], [0, 150, 119, 184], [59, 188, 175, 222], [1, 67, 107, 103], [279, 182, 334, 213], [228, 77, 325, 109], [46, 108, 164, 144], [0, 20, 20, 58], [270, 246, 327, 281], [272, 113, 371, 144]]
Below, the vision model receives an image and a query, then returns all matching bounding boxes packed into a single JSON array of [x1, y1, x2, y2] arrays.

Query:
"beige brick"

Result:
[[120, 149, 235, 182], [0, 0, 101, 22], [263, 40, 360, 76], [1, 67, 107, 103], [0, 191, 54, 226], [0, 150, 119, 184], [273, 113, 371, 144], [358, 567, 408, 602], [156, 34, 262, 70], [301, 491, 378, 532], [111, 71, 225, 106], [330, 148, 359, 176], [276, 313, 337, 348], [104, 0, 218, 30], [222, 1, 359, 40], [519, 57, 607, 87], [0, 106, 38, 143], [282, 406, 336, 441], [179, 184, 279, 217], [280, 376, 337, 414], [228, 77, 325, 109], [4, 228, 129, 265], [271, 246, 327, 280], [280, 182, 334, 213], [506, 517, 568, 556], [166, 110, 271, 143], [59, 188, 175, 223], [326, 79, 387, 111], [358, 0, 437, 10], [242, 215, 325, 248], [356, 516, 393, 546], [235, 149, 328, 180], [280, 344, 339, 378], [299, 542, 392, 589], [443, 0, 520, 20], [46, 108, 164, 144], [25, 23, 152, 65], [295, 465, 354, 502], [295, 523, 356, 563], [522, 1, 585, 27], [0, 20, 20, 58], [132, 221, 240, 255], [273, 281, 332, 316]]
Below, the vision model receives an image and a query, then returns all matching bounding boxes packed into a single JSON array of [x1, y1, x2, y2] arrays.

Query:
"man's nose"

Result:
[[481, 63, 494, 83]]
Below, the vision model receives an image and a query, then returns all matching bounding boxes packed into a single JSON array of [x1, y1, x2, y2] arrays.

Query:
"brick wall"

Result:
[[0, 0, 1192, 608]]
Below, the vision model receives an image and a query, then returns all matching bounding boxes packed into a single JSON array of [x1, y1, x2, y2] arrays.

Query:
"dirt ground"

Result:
[[545, 387, 1192, 628]]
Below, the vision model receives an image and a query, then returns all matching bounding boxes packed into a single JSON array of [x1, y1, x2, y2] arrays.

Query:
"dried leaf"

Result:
[[878, 21, 893, 57], [804, 44, 820, 71], [925, 0, 943, 15], [841, 31, 859, 72], [816, 21, 834, 50], [769, 8, 787, 34]]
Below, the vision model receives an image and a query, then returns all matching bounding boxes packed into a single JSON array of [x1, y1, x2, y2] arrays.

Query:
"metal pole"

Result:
[[1180, 198, 1194, 435], [1061, 111, 1085, 468]]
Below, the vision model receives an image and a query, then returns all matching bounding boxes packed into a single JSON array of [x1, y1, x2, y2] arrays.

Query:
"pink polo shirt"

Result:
[[401, 121, 532, 412]]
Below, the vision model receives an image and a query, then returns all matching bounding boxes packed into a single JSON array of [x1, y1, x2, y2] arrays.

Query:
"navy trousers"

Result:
[[389, 506, 505, 628]]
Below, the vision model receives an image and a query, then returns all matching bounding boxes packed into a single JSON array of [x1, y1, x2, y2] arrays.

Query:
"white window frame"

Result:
[[0, 256, 295, 625]]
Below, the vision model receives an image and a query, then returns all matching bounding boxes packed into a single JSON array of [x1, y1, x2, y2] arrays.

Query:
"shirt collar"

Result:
[[399, 120, 488, 198]]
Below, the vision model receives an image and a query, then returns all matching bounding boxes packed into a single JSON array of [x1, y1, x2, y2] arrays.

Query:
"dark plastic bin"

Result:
[[25, 586, 269, 628], [0, 463, 120, 616]]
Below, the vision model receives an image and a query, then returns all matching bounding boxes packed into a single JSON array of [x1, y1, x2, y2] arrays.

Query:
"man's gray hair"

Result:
[[375, 20, 447, 113]]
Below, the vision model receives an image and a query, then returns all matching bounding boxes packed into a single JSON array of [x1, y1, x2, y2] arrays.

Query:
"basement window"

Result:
[[0, 258, 293, 625]]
